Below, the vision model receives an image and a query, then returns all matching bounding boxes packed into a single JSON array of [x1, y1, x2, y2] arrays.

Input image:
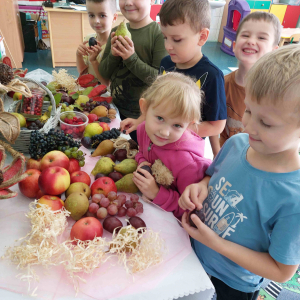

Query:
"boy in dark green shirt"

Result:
[[99, 0, 167, 142]]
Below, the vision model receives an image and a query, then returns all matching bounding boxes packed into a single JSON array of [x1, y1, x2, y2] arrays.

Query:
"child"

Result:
[[133, 72, 211, 219], [121, 0, 227, 157], [218, 12, 281, 152], [179, 45, 300, 300], [76, 0, 118, 84], [99, 0, 168, 143]]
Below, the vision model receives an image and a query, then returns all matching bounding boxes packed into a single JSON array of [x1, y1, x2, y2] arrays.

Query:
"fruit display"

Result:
[[90, 128, 121, 148], [60, 112, 88, 139], [28, 128, 81, 160], [21, 89, 44, 115]]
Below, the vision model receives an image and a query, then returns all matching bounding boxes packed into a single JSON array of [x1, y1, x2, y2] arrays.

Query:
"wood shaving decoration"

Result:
[[112, 137, 138, 159], [2, 201, 70, 293], [52, 69, 78, 92], [109, 225, 166, 274], [0, 79, 32, 97], [0, 111, 20, 144]]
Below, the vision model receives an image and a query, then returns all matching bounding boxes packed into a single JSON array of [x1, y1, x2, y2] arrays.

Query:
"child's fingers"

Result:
[[116, 40, 127, 52], [124, 36, 133, 46], [111, 32, 116, 38], [117, 36, 129, 48], [136, 168, 152, 179]]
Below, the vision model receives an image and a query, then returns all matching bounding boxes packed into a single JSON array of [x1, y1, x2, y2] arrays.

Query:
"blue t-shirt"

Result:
[[193, 134, 300, 293], [160, 55, 227, 123]]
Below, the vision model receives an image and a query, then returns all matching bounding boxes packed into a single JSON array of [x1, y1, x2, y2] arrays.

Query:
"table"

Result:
[[0, 127, 215, 300], [279, 28, 300, 47], [43, 7, 125, 68]]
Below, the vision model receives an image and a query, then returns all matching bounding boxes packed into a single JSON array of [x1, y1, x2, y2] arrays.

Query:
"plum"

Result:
[[89, 37, 97, 47], [189, 208, 205, 228], [127, 216, 146, 230], [114, 149, 127, 161], [103, 216, 123, 233], [95, 173, 106, 180], [108, 171, 123, 182], [137, 165, 152, 177], [105, 154, 116, 162]]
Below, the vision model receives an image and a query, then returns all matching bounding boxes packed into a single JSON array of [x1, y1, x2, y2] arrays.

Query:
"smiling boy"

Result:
[[218, 12, 281, 150]]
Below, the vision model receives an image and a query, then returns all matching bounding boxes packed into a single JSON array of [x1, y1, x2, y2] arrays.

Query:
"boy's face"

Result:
[[119, 0, 152, 25], [141, 99, 190, 147], [234, 20, 278, 67], [242, 94, 300, 158], [86, 1, 117, 35], [160, 22, 206, 69]]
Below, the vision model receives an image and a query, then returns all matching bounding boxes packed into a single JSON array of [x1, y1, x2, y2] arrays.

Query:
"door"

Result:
[[270, 4, 287, 24], [282, 5, 300, 28]]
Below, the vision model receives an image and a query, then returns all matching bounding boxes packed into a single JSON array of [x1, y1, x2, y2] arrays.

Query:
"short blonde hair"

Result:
[[142, 72, 202, 124], [246, 45, 300, 106], [159, 0, 211, 32]]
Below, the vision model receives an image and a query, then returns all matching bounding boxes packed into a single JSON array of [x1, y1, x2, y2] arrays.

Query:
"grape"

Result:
[[117, 207, 127, 217], [89, 203, 99, 214], [78, 150, 83, 156], [81, 136, 91, 149], [97, 207, 108, 219], [99, 197, 110, 208], [107, 191, 117, 201], [88, 199, 93, 205], [72, 152, 78, 159], [65, 149, 71, 156], [125, 200, 134, 209], [112, 199, 122, 208], [92, 194, 104, 204], [134, 202, 143, 209], [107, 204, 118, 216], [86, 211, 96, 218], [130, 194, 139, 203], [117, 194, 126, 205], [79, 161, 85, 167], [136, 206, 143, 214], [127, 207, 137, 217]]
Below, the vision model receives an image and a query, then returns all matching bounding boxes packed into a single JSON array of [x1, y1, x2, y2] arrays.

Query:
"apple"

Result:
[[38, 166, 70, 195], [37, 195, 64, 211], [40, 150, 70, 171], [70, 171, 91, 186], [99, 122, 110, 131], [18, 169, 41, 198], [65, 182, 91, 199], [91, 177, 117, 196], [26, 158, 41, 170], [13, 92, 23, 101], [70, 217, 103, 241], [36, 189, 44, 198], [68, 158, 81, 174], [88, 114, 98, 123]]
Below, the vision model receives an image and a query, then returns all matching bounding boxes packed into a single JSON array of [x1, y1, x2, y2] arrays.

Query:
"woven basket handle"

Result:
[[18, 77, 57, 117]]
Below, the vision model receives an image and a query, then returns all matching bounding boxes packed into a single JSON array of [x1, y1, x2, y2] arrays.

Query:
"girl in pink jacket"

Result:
[[133, 73, 211, 219]]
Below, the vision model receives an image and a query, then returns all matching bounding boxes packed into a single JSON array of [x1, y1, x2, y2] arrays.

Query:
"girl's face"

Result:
[[142, 100, 191, 146], [86, 1, 117, 35]]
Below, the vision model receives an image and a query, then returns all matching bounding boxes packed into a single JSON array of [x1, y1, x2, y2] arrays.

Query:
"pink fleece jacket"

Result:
[[135, 122, 211, 219]]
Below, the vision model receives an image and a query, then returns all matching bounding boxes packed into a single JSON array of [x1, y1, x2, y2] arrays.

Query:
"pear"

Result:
[[84, 123, 103, 138], [115, 174, 139, 193], [64, 192, 89, 221], [92, 140, 115, 157], [114, 159, 137, 175], [91, 106, 108, 117], [115, 20, 131, 40], [91, 157, 115, 176], [65, 182, 91, 199]]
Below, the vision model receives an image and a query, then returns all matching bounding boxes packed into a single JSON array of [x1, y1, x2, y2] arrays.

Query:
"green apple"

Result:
[[11, 113, 26, 127]]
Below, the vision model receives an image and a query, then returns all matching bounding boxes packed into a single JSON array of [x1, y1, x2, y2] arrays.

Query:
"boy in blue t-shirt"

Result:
[[120, 0, 226, 155], [179, 45, 300, 300]]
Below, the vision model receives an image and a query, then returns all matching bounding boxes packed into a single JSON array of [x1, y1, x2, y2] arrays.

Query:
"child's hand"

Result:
[[113, 36, 135, 60], [120, 118, 139, 134], [138, 161, 151, 168], [133, 167, 159, 200], [178, 181, 209, 211], [76, 41, 89, 57], [87, 42, 102, 63], [182, 211, 219, 248], [111, 32, 120, 57]]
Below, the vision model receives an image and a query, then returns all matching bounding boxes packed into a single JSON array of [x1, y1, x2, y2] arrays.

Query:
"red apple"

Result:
[[88, 114, 98, 123], [99, 122, 110, 131], [36, 189, 44, 198], [68, 158, 81, 174], [70, 217, 103, 241], [70, 170, 91, 186], [91, 177, 117, 196], [37, 195, 64, 211], [18, 169, 41, 198], [38, 166, 70, 195], [40, 150, 70, 171], [26, 158, 41, 170]]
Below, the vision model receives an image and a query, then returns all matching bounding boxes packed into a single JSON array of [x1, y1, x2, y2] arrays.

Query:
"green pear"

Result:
[[115, 174, 139, 193], [91, 157, 115, 176], [64, 192, 89, 221], [115, 20, 131, 40], [114, 159, 137, 175]]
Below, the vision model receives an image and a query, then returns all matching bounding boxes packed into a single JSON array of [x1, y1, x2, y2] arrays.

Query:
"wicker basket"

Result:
[[0, 78, 61, 153]]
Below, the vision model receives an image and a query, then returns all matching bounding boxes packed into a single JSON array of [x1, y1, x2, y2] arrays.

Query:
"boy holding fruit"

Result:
[[76, 0, 118, 83]]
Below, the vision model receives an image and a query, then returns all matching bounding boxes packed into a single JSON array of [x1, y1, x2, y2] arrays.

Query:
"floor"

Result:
[[22, 42, 238, 77]]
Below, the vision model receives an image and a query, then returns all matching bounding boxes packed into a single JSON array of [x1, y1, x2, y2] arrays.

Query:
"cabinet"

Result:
[[0, 0, 24, 68], [270, 4, 300, 28], [246, 0, 271, 11]]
